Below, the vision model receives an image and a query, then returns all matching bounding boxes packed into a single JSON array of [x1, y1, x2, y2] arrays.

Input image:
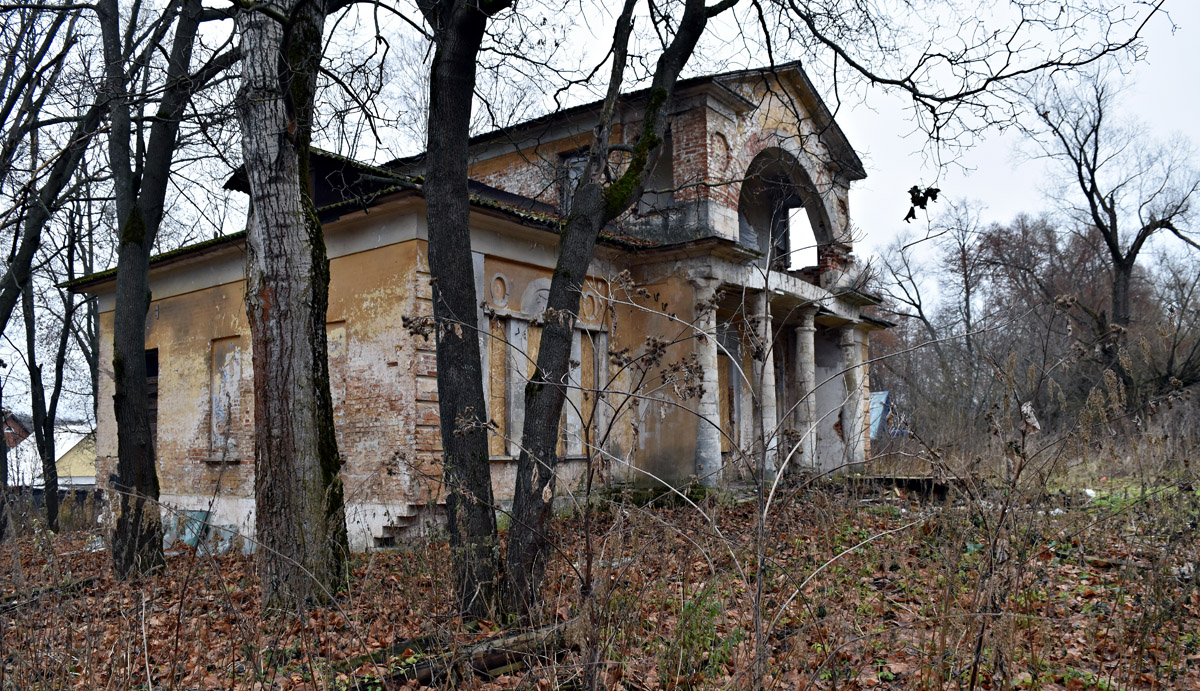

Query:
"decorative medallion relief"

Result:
[[489, 273, 509, 307]]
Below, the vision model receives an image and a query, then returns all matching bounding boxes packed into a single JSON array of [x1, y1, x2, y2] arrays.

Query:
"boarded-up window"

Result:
[[494, 317, 607, 458], [488, 318, 508, 457], [210, 338, 242, 458], [717, 351, 732, 454], [578, 333, 596, 453]]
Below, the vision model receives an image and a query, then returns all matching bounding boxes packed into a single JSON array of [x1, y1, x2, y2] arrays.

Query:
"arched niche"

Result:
[[737, 147, 833, 271]]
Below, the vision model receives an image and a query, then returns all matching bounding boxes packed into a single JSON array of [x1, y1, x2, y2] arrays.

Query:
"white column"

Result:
[[473, 252, 488, 417], [506, 319, 529, 457], [593, 329, 610, 445], [752, 291, 779, 480], [693, 280, 723, 487], [792, 308, 817, 470], [565, 329, 583, 457], [839, 325, 865, 469]]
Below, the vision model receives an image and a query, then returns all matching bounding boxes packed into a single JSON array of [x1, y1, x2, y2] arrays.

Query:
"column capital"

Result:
[[688, 275, 722, 296], [691, 277, 722, 323], [796, 305, 818, 330], [838, 324, 861, 348]]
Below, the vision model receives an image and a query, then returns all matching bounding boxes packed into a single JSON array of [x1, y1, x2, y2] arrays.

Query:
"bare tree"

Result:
[[1143, 249, 1200, 390], [0, 1, 99, 542], [19, 276, 72, 531], [504, 0, 740, 615], [763, 1, 1162, 148], [417, 0, 516, 621], [99, 0, 238, 578], [0, 3, 102, 355], [874, 202, 1005, 448], [1023, 72, 1198, 389], [235, 0, 352, 608], [411, 0, 1163, 619]]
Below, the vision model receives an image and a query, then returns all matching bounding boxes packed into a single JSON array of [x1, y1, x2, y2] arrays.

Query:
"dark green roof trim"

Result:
[[465, 195, 656, 249], [316, 183, 419, 222], [859, 313, 895, 329], [66, 184, 656, 292], [311, 146, 408, 179], [62, 230, 250, 290], [224, 147, 414, 193]]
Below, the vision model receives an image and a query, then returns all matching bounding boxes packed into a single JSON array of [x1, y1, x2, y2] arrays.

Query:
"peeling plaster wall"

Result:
[[713, 77, 853, 247], [90, 76, 881, 550], [466, 77, 857, 268], [92, 202, 638, 549], [606, 270, 702, 487], [97, 234, 425, 550]]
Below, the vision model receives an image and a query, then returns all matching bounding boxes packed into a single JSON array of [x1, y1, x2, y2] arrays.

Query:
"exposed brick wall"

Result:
[[468, 78, 858, 279], [670, 106, 708, 204]]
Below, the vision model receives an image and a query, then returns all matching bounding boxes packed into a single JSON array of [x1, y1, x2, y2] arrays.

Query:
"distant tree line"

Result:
[[871, 74, 1199, 459]]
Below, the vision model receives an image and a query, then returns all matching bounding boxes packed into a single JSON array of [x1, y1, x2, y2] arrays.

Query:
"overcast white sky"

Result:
[[839, 3, 1200, 256], [318, 0, 1194, 264]]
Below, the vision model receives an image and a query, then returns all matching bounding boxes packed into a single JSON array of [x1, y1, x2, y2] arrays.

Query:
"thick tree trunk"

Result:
[[237, 0, 349, 610], [22, 282, 58, 532], [1111, 260, 1132, 329], [1103, 258, 1136, 397], [504, 189, 606, 612], [100, 0, 208, 579], [110, 213, 164, 575], [423, 5, 503, 619]]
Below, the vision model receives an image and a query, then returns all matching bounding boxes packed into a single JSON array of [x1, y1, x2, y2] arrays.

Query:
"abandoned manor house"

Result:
[[73, 63, 887, 550]]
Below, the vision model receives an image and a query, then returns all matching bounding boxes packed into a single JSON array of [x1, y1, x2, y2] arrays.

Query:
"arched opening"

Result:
[[737, 148, 830, 272]]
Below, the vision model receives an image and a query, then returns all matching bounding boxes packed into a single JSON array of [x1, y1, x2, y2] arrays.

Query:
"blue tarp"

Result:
[[869, 391, 891, 440]]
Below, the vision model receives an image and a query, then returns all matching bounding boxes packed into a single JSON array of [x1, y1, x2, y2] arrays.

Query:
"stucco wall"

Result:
[[603, 270, 703, 486], [92, 202, 641, 549]]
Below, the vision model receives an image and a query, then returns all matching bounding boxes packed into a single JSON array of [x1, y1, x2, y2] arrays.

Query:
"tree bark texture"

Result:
[[22, 282, 59, 531], [1111, 259, 1132, 330], [100, 0, 190, 578], [101, 0, 230, 578], [236, 0, 349, 610], [505, 0, 723, 614], [420, 0, 509, 619]]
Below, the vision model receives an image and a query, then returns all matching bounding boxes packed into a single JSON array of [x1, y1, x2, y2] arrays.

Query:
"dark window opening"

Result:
[[559, 150, 589, 214], [145, 348, 159, 450], [145, 348, 159, 379]]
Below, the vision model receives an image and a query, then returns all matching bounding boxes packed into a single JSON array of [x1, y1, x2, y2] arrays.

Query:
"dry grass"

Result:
[[2, 475, 1198, 689]]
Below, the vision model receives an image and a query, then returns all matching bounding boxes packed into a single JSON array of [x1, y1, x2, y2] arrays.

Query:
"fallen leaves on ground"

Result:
[[2, 482, 1197, 689]]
